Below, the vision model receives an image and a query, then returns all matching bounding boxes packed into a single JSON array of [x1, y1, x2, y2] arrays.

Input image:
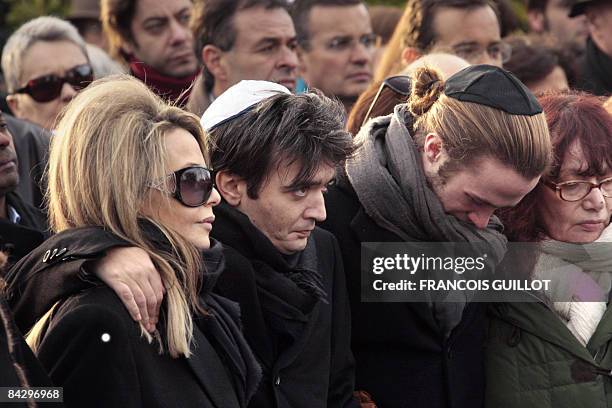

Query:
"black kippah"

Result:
[[444, 64, 542, 116]]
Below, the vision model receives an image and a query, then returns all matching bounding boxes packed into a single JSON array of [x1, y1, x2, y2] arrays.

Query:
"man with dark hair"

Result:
[[570, 0, 612, 96], [199, 81, 358, 407], [526, 0, 588, 48], [291, 0, 376, 113], [187, 0, 299, 115], [101, 0, 199, 105]]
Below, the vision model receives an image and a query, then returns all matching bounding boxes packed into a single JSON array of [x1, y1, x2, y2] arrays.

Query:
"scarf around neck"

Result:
[[535, 229, 612, 346], [212, 202, 328, 352], [346, 104, 508, 337], [129, 57, 199, 106]]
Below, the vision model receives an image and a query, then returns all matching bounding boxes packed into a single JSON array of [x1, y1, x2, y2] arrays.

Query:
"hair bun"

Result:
[[408, 67, 445, 116]]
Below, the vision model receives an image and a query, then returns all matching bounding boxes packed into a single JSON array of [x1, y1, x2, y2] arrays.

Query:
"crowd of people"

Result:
[[0, 0, 611, 407]]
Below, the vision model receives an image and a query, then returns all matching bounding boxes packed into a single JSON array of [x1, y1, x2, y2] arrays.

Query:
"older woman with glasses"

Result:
[[486, 91, 612, 408], [2, 16, 93, 130], [5, 75, 260, 407]]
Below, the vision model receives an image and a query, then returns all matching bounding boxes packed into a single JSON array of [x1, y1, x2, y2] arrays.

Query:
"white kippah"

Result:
[[200, 80, 291, 131]]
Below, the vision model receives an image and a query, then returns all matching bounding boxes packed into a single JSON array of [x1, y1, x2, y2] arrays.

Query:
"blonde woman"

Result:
[[6, 75, 260, 407]]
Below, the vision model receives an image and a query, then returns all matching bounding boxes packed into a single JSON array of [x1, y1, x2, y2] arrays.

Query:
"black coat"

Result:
[[0, 297, 58, 407], [211, 203, 358, 408], [0, 192, 47, 268], [319, 177, 487, 408], [5, 208, 358, 408], [6, 115, 49, 210], [6, 226, 261, 408], [577, 37, 612, 96]]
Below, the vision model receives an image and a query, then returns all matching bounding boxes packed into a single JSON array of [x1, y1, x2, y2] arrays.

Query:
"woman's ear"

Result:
[[215, 170, 245, 206]]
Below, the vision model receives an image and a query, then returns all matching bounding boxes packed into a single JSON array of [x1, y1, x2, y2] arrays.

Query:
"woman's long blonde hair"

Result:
[[29, 75, 209, 358]]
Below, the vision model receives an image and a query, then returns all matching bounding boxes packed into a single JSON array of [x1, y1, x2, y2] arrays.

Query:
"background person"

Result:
[[368, 5, 402, 71], [2, 16, 92, 130], [292, 0, 376, 113], [346, 53, 469, 136], [570, 0, 612, 96], [526, 0, 588, 49], [101, 0, 200, 105], [503, 35, 569, 94], [67, 0, 108, 51], [374, 0, 508, 82], [488, 91, 612, 408], [187, 0, 299, 115]]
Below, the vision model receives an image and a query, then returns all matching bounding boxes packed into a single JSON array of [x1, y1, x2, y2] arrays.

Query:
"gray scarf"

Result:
[[346, 105, 508, 337]]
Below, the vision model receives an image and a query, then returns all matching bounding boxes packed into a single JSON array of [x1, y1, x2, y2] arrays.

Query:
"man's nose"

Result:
[[350, 41, 373, 66], [169, 20, 191, 45], [304, 191, 327, 222], [277, 46, 299, 71], [467, 209, 494, 230], [0, 128, 12, 149]]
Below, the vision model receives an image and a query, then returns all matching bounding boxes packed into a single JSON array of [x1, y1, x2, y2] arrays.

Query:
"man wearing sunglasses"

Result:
[[292, 0, 376, 113], [2, 16, 92, 130]]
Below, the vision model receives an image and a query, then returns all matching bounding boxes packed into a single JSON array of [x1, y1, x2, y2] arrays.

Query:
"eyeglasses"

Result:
[[148, 166, 215, 207], [14, 64, 94, 103], [362, 75, 411, 128], [325, 33, 381, 52], [542, 177, 612, 202], [450, 42, 512, 64]]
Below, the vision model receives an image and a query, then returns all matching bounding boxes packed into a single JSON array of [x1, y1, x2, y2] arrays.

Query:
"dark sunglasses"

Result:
[[361, 75, 411, 128], [149, 166, 215, 207], [14, 64, 94, 103]]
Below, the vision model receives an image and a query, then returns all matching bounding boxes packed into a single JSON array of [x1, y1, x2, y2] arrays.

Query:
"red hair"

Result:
[[498, 91, 612, 242]]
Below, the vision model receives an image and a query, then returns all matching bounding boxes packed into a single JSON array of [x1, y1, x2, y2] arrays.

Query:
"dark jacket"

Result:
[[486, 301, 612, 408], [211, 203, 358, 408], [6, 115, 49, 210], [577, 37, 612, 96], [0, 297, 58, 407], [319, 175, 487, 408], [6, 226, 261, 408], [0, 192, 48, 268]]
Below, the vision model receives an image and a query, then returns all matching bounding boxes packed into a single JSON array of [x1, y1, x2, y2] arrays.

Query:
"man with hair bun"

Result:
[[320, 64, 552, 407]]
